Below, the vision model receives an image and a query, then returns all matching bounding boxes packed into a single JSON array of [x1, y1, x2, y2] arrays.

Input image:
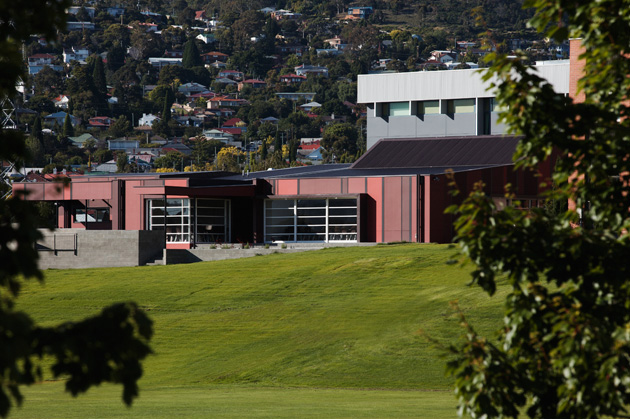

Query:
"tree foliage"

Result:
[[447, 1, 630, 418], [182, 38, 202, 68], [321, 122, 358, 162], [215, 146, 245, 172], [0, 0, 153, 416]]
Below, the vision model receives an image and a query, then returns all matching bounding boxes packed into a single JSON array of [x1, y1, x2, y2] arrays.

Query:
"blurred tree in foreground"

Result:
[[0, 0, 152, 417], [447, 1, 630, 418]]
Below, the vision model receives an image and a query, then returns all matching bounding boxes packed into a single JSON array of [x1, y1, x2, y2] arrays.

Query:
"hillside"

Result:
[[18, 244, 505, 393]]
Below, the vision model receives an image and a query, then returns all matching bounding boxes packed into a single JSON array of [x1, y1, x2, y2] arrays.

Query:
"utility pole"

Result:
[[1, 96, 18, 199]]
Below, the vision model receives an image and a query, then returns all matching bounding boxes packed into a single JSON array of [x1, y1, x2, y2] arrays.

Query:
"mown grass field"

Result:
[[12, 244, 507, 418]]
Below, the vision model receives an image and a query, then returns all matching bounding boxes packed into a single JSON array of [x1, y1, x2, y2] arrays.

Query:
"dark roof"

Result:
[[351, 135, 520, 170]]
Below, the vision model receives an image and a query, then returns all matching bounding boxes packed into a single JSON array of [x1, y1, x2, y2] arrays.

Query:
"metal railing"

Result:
[[37, 233, 78, 255]]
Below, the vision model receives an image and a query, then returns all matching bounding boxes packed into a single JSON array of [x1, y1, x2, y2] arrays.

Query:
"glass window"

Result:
[[195, 199, 229, 243], [490, 98, 506, 113], [147, 198, 191, 243], [446, 99, 475, 114], [74, 208, 109, 223], [416, 100, 439, 115], [265, 198, 358, 243], [388, 101, 410, 117]]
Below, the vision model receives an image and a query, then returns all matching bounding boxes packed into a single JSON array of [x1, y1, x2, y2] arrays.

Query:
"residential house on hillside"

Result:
[[427, 50, 457, 63], [188, 91, 216, 102], [280, 74, 307, 84], [347, 6, 373, 19], [206, 108, 236, 118], [300, 101, 321, 112], [196, 33, 215, 44], [68, 133, 97, 148], [138, 22, 158, 32], [66, 21, 95, 31], [178, 82, 209, 96], [260, 116, 279, 124], [271, 9, 302, 20], [164, 50, 183, 58], [108, 138, 140, 151], [28, 53, 56, 66], [201, 51, 228, 64], [295, 64, 328, 77], [207, 96, 248, 109], [238, 79, 266, 91], [276, 44, 307, 56], [214, 78, 237, 87], [210, 61, 227, 69], [305, 146, 324, 162], [27, 53, 63, 74], [456, 41, 477, 50], [44, 111, 78, 127], [63, 47, 89, 64], [275, 92, 316, 101], [218, 69, 244, 80], [88, 116, 113, 130], [67, 6, 96, 18], [222, 118, 244, 128], [194, 10, 208, 22], [316, 48, 343, 56], [53, 95, 70, 109], [148, 57, 182, 68], [106, 6, 125, 17], [139, 113, 160, 127], [203, 128, 234, 143]]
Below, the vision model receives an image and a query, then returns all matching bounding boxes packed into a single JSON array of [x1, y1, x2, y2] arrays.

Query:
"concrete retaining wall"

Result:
[[37, 229, 165, 269], [163, 243, 376, 265]]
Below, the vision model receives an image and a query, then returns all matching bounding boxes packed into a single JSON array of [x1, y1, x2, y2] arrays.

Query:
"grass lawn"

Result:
[[12, 383, 456, 418], [13, 244, 507, 418]]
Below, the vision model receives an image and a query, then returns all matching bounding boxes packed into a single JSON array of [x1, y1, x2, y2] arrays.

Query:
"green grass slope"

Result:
[[17, 244, 506, 393]]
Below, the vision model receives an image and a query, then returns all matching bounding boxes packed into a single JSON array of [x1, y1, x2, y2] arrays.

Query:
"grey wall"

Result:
[[37, 229, 165, 269], [366, 113, 484, 150]]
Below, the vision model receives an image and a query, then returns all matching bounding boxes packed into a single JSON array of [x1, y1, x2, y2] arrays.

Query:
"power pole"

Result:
[[1, 96, 19, 199]]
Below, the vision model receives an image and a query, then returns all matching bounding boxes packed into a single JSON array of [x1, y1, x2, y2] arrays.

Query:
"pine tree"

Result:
[[261, 138, 268, 160], [92, 55, 107, 97], [32, 115, 42, 142], [162, 88, 173, 123], [62, 114, 74, 137], [182, 38, 202, 68], [274, 133, 281, 155], [289, 139, 298, 162]]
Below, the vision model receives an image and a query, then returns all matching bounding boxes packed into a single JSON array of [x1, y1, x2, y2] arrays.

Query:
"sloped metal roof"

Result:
[[351, 135, 520, 169]]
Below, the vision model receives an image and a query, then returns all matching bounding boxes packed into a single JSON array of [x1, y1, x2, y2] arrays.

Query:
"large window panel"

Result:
[[147, 198, 191, 243], [147, 198, 230, 244], [388, 101, 410, 117], [265, 198, 358, 243], [195, 199, 229, 243], [416, 100, 439, 115]]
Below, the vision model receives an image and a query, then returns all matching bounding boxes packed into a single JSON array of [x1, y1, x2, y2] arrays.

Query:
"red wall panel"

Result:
[[70, 181, 112, 200], [298, 178, 343, 195], [383, 177, 403, 242], [275, 179, 298, 195], [367, 177, 383, 242]]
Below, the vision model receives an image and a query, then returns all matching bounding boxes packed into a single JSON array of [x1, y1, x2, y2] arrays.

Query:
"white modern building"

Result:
[[357, 60, 570, 150]]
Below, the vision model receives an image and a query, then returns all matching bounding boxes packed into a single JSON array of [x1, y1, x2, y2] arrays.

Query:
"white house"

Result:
[[139, 113, 160, 127], [294, 64, 328, 77], [53, 95, 70, 109], [63, 47, 90, 64], [148, 57, 183, 69]]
